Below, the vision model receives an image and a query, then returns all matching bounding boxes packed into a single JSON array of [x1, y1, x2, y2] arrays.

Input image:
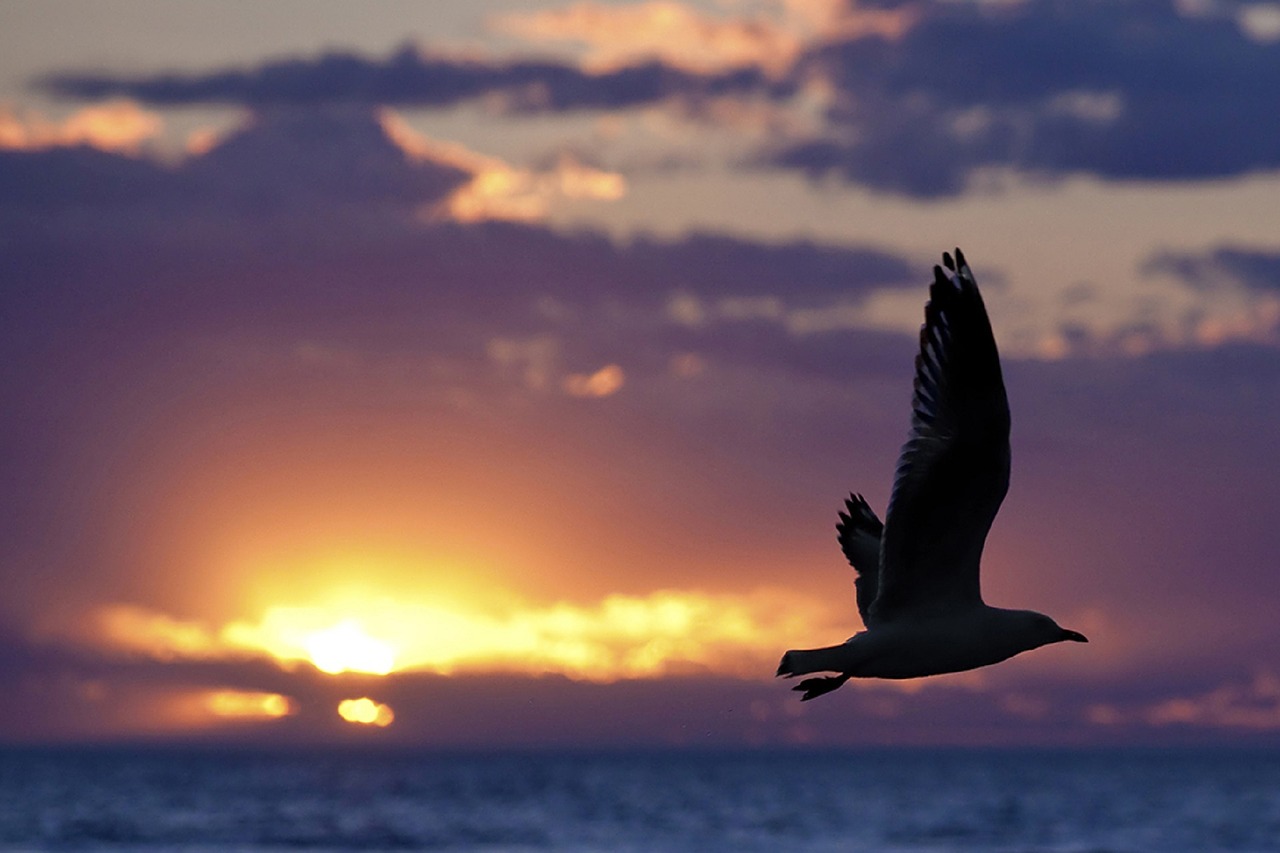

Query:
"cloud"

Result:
[[1239, 2, 1280, 41], [36, 3, 1280, 195], [1146, 672, 1280, 729], [0, 104, 629, 231], [0, 105, 922, 645], [562, 363, 626, 397], [41, 43, 776, 113], [772, 0, 1280, 194], [1141, 245, 1280, 346], [1089, 672, 1280, 731], [0, 141, 177, 209], [9, 615, 1280, 746], [379, 108, 628, 221], [1145, 244, 1280, 293], [0, 100, 163, 153], [0, 105, 914, 317], [494, 0, 811, 75], [0, 106, 468, 216], [58, 587, 839, 683], [491, 0, 917, 77], [3, 101, 1280, 746]]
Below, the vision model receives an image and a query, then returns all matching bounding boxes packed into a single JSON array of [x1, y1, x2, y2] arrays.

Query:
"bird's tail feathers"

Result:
[[793, 675, 850, 701], [776, 644, 854, 679]]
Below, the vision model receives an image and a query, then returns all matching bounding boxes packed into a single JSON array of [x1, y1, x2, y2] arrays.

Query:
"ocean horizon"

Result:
[[2, 745, 1278, 851]]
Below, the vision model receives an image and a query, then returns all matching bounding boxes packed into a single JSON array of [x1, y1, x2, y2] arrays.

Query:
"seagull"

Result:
[[777, 249, 1087, 700]]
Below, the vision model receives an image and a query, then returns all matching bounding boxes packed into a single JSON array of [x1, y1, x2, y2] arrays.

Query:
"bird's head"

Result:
[[1017, 610, 1089, 649]]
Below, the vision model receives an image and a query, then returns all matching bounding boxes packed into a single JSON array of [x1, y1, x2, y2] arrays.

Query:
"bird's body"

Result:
[[784, 607, 1072, 683], [777, 249, 1086, 700]]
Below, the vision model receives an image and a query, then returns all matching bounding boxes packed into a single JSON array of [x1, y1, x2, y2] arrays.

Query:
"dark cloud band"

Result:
[[34, 2, 1280, 195], [41, 45, 776, 111], [1145, 246, 1280, 292]]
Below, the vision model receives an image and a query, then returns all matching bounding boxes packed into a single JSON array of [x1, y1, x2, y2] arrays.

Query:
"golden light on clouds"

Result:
[[496, 0, 804, 75], [443, 156, 626, 224], [494, 0, 920, 75], [338, 697, 395, 727], [0, 100, 162, 153], [377, 109, 625, 223], [84, 587, 839, 682], [148, 689, 296, 731], [184, 119, 245, 157], [96, 605, 227, 661], [563, 363, 626, 397], [205, 690, 294, 720]]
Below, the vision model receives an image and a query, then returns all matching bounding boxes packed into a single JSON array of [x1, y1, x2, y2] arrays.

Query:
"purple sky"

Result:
[[1, 0, 1279, 746]]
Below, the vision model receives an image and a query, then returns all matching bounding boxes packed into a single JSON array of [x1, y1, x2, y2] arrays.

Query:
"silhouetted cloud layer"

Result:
[[774, 0, 1280, 194], [42, 45, 777, 111], [36, 2, 1280, 195], [1146, 245, 1280, 292], [0, 107, 917, 357], [1, 108, 468, 212], [6, 625, 1280, 746]]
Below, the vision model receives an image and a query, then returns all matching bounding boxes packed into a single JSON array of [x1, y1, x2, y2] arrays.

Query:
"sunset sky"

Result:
[[2, 0, 1279, 747]]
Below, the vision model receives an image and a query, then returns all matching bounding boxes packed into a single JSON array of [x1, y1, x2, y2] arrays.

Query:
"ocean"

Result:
[[1, 747, 1278, 852]]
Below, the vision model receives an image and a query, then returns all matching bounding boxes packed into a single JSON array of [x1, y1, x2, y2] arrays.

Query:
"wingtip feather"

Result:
[[933, 265, 949, 288]]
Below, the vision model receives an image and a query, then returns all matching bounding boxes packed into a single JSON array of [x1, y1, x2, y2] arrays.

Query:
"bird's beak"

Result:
[[1060, 629, 1089, 643]]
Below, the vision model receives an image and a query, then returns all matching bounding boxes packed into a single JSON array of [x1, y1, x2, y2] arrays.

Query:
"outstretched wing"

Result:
[[836, 493, 883, 624], [872, 249, 1010, 621]]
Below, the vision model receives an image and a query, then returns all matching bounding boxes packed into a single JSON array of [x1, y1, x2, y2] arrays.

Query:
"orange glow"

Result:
[[495, 0, 920, 76], [377, 109, 625, 223], [338, 697, 395, 727], [554, 159, 627, 200], [0, 101, 161, 153], [205, 690, 294, 719], [96, 604, 227, 660], [184, 118, 247, 157], [148, 689, 296, 731], [563, 364, 626, 397], [443, 155, 626, 224], [84, 587, 839, 681], [497, 0, 804, 75]]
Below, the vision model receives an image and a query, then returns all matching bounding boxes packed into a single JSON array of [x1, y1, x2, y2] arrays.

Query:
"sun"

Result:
[[303, 619, 396, 675]]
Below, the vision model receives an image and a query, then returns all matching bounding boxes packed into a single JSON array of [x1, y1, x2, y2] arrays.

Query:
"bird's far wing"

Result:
[[836, 493, 883, 625], [872, 249, 1010, 621]]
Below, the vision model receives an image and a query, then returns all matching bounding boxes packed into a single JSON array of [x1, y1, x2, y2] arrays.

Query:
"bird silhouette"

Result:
[[777, 249, 1087, 700]]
